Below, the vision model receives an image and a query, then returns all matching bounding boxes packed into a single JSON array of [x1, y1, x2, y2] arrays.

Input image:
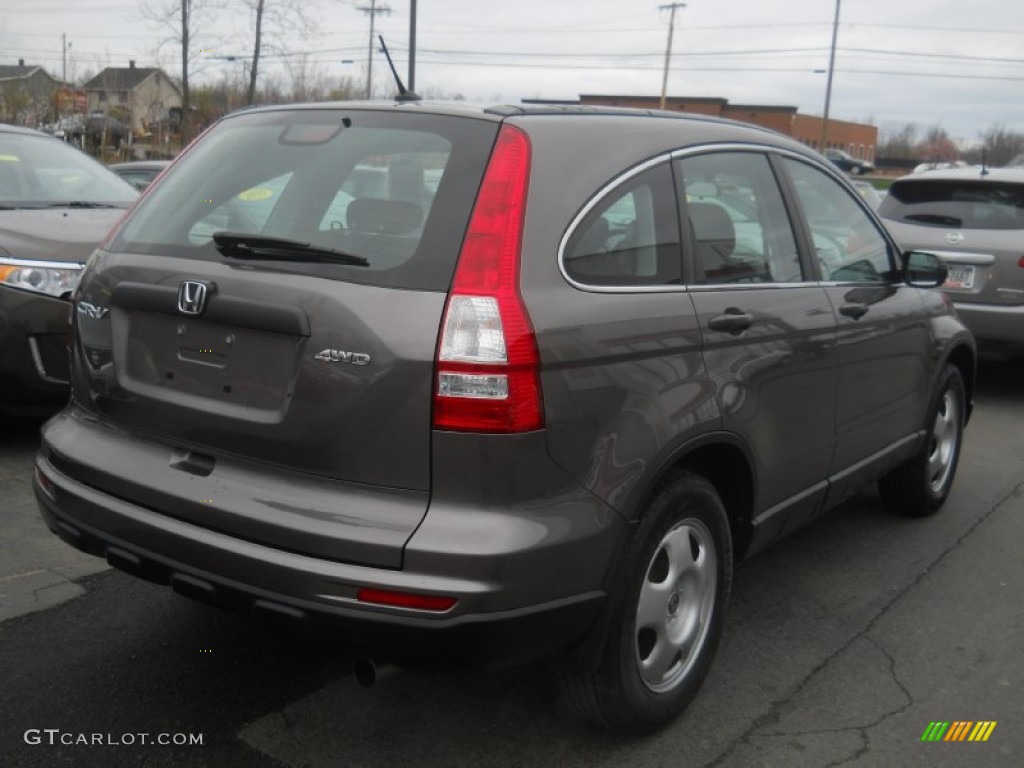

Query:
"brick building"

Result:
[[570, 94, 878, 163]]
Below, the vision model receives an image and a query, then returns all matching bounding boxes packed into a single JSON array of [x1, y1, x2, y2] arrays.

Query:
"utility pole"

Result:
[[819, 0, 841, 151], [408, 0, 417, 93], [659, 3, 686, 110], [357, 0, 391, 99], [62, 34, 67, 82]]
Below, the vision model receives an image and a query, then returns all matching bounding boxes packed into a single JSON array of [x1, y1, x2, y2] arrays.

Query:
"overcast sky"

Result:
[[3, 0, 1022, 143]]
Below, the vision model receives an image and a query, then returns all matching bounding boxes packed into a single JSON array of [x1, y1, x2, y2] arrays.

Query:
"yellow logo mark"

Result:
[[238, 187, 274, 202]]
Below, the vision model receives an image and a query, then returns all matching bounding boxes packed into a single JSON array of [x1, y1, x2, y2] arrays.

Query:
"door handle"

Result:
[[707, 309, 754, 335], [839, 302, 869, 320]]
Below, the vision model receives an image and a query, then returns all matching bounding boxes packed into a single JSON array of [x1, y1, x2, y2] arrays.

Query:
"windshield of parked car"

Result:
[[109, 108, 498, 291], [0, 132, 138, 207], [879, 178, 1024, 230]]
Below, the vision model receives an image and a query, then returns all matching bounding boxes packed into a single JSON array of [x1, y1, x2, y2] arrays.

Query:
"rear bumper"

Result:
[[34, 414, 622, 667], [953, 301, 1024, 347], [34, 465, 605, 667]]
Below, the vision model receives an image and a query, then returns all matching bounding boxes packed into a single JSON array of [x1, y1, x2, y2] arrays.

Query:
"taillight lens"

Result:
[[433, 125, 543, 433], [356, 588, 457, 612]]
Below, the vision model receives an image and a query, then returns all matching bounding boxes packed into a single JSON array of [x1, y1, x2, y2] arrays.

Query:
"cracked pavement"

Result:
[[712, 478, 1023, 768]]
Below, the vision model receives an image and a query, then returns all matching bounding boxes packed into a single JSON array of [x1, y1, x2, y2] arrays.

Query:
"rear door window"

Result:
[[677, 151, 804, 284], [110, 109, 497, 291]]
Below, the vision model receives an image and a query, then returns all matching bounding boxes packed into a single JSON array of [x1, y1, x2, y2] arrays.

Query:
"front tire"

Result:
[[560, 471, 732, 732], [879, 364, 965, 517]]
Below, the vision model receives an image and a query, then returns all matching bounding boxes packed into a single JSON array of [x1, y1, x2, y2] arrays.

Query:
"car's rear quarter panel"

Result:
[[514, 115, 776, 520]]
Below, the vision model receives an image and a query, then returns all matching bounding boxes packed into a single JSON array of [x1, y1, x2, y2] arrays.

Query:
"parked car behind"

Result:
[[108, 160, 172, 191], [825, 148, 875, 175], [851, 179, 883, 209], [879, 167, 1024, 358], [34, 102, 974, 731], [0, 124, 138, 416]]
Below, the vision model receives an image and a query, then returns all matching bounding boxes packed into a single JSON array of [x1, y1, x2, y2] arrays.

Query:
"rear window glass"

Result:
[[110, 109, 498, 291], [879, 179, 1024, 231]]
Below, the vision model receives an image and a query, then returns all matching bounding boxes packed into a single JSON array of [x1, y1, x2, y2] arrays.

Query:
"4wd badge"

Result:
[[315, 348, 371, 366]]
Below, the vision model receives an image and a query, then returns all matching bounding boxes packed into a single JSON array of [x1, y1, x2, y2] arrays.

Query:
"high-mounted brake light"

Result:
[[433, 125, 543, 433]]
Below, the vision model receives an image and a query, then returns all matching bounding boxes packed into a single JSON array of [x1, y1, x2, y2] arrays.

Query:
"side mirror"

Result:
[[902, 251, 948, 288]]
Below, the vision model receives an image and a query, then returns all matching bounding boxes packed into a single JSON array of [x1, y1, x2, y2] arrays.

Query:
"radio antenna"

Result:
[[378, 36, 419, 101]]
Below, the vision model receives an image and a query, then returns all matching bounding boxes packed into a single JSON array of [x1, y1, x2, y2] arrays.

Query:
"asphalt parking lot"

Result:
[[2, 360, 1022, 767]]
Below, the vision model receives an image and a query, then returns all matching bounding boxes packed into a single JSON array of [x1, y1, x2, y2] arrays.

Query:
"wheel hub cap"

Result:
[[634, 518, 718, 693]]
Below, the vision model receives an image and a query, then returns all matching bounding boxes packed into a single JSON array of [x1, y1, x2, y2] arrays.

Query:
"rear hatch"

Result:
[[68, 107, 500, 566], [880, 176, 1024, 306]]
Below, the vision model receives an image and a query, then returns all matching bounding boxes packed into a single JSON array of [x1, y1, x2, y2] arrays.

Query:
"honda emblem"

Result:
[[177, 281, 209, 315]]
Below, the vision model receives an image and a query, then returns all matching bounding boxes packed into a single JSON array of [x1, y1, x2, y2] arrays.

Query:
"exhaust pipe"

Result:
[[353, 656, 378, 687]]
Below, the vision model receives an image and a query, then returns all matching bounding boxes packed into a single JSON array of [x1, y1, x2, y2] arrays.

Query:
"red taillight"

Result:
[[356, 588, 457, 612], [35, 466, 56, 499], [1018, 256, 1024, 269], [433, 125, 543, 433]]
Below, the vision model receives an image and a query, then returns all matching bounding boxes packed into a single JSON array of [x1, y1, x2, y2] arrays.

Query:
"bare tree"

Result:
[[244, 0, 317, 106], [0, 82, 32, 124], [141, 0, 220, 144], [976, 123, 1024, 167], [247, 0, 265, 105], [878, 122, 919, 160], [284, 53, 313, 103], [917, 124, 959, 164]]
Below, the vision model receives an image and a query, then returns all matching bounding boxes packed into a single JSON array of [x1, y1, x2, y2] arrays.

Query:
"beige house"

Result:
[[83, 62, 182, 137]]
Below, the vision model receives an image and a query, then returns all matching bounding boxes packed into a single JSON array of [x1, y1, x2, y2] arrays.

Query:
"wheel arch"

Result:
[[565, 433, 753, 687], [943, 341, 976, 424], [626, 433, 756, 562]]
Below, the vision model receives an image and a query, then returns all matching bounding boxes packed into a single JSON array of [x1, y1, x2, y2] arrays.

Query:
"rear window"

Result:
[[879, 178, 1024, 231], [110, 109, 498, 291]]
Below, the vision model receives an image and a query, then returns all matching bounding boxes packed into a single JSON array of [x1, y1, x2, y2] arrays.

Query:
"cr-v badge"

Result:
[[315, 348, 371, 365]]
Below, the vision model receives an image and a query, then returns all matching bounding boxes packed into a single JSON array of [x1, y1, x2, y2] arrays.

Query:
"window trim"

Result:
[[558, 143, 885, 294]]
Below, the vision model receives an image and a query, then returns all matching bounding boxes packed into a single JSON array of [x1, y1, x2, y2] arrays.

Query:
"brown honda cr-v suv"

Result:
[[34, 102, 975, 731]]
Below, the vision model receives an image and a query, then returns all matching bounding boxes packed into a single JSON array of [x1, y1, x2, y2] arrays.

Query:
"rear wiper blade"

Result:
[[904, 213, 962, 227], [47, 201, 125, 209], [212, 231, 369, 267]]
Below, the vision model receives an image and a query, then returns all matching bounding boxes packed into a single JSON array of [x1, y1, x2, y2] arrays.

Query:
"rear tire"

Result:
[[879, 365, 965, 517], [560, 471, 732, 732]]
